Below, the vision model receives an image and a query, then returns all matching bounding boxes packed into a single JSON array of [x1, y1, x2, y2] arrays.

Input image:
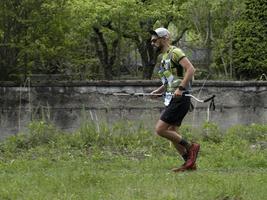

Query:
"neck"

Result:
[[161, 44, 171, 53]]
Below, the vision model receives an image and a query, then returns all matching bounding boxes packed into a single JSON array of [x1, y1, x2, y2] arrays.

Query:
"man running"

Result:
[[150, 27, 200, 172]]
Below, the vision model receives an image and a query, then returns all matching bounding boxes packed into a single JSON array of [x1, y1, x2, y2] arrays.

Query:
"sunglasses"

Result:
[[151, 37, 160, 43]]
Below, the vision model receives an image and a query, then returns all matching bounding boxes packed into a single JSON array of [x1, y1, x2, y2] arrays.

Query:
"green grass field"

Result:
[[0, 121, 266, 200]]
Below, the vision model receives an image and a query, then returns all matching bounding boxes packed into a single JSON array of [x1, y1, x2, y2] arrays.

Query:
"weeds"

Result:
[[0, 121, 266, 166], [0, 121, 266, 200]]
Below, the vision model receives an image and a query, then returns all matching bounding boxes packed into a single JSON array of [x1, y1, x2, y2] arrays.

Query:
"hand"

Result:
[[174, 89, 183, 97]]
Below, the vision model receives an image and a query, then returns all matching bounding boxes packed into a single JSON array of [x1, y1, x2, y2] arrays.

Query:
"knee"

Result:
[[155, 125, 165, 137]]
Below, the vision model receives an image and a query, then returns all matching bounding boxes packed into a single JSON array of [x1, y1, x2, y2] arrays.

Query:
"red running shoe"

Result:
[[189, 163, 197, 170], [172, 144, 200, 173], [185, 143, 200, 168]]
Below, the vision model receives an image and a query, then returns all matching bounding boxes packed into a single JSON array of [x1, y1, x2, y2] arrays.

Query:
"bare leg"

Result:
[[168, 126, 187, 156], [155, 120, 181, 142], [155, 120, 198, 172], [155, 120, 190, 151]]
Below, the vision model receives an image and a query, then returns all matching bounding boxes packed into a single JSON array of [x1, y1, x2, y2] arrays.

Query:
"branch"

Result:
[[102, 22, 139, 42], [172, 27, 189, 45]]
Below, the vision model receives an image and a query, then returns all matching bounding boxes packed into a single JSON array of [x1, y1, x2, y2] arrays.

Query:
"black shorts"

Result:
[[160, 95, 191, 126]]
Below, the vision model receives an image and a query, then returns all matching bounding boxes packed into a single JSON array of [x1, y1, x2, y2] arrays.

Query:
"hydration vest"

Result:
[[158, 46, 191, 93]]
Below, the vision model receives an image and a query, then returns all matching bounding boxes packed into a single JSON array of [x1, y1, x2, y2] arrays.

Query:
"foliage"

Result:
[[226, 123, 267, 143], [0, 120, 266, 160], [0, 0, 265, 80], [201, 121, 223, 143], [70, 0, 188, 79], [0, 0, 73, 80], [231, 0, 267, 79], [180, 0, 247, 79], [213, 0, 267, 80], [0, 121, 60, 154]]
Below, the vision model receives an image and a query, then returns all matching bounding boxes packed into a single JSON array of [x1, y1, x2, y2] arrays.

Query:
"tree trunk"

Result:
[[205, 11, 213, 71], [93, 27, 119, 80], [136, 39, 158, 79]]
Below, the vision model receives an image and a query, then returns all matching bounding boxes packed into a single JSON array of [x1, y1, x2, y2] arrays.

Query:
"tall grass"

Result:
[[0, 121, 266, 200]]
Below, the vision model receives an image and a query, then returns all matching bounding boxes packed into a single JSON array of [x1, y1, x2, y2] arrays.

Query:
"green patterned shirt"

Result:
[[158, 46, 188, 93]]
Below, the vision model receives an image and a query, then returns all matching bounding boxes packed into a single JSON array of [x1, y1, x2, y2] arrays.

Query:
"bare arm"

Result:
[[174, 57, 196, 96], [151, 84, 166, 95]]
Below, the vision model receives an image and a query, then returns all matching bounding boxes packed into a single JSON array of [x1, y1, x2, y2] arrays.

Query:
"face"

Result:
[[151, 35, 160, 47], [151, 35, 165, 52]]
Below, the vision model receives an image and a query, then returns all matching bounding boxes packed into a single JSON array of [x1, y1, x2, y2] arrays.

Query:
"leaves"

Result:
[[213, 0, 267, 80], [1, 0, 265, 80], [0, 0, 73, 79]]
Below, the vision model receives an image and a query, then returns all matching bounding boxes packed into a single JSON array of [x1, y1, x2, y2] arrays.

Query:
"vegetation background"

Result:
[[0, 121, 266, 199], [0, 0, 266, 81]]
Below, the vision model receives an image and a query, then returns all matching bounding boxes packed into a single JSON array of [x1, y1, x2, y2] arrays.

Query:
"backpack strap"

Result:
[[168, 46, 184, 77], [167, 46, 176, 62]]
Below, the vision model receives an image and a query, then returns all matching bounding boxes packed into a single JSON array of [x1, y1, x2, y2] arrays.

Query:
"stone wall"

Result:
[[0, 80, 266, 140]]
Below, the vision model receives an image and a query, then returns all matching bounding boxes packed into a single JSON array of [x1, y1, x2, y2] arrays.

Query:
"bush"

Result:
[[0, 121, 60, 153], [226, 124, 267, 143], [201, 122, 223, 143], [0, 121, 266, 166]]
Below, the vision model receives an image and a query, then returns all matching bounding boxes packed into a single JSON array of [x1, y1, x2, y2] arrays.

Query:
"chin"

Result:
[[156, 47, 162, 53]]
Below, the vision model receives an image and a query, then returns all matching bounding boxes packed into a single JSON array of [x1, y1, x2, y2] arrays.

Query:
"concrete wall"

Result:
[[0, 80, 266, 139]]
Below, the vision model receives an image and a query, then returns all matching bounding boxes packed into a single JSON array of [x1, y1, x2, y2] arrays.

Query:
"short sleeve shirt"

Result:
[[172, 48, 186, 63], [161, 46, 186, 77]]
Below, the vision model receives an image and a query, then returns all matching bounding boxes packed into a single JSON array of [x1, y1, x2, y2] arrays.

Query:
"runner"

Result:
[[150, 27, 200, 172]]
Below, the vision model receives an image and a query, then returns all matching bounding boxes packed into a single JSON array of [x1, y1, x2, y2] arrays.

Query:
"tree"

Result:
[[1, 0, 254, 81], [209, 0, 245, 79], [231, 0, 267, 79], [71, 0, 187, 80], [178, 0, 246, 79], [213, 0, 266, 80], [0, 0, 72, 81]]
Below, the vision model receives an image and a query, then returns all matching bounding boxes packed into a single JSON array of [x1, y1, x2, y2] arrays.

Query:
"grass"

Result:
[[0, 121, 266, 200]]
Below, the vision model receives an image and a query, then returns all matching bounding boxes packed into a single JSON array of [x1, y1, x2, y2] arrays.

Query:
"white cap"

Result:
[[150, 27, 170, 38]]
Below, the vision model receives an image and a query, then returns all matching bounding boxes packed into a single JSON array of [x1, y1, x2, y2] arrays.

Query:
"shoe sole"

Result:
[[172, 164, 197, 173], [172, 167, 197, 173], [187, 165, 197, 170], [172, 167, 187, 172]]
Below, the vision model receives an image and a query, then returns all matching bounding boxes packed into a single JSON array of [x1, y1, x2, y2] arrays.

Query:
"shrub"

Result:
[[0, 121, 60, 153]]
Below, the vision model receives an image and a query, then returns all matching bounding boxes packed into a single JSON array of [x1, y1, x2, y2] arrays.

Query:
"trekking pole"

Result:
[[113, 92, 216, 113], [113, 92, 215, 104], [113, 92, 216, 122]]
